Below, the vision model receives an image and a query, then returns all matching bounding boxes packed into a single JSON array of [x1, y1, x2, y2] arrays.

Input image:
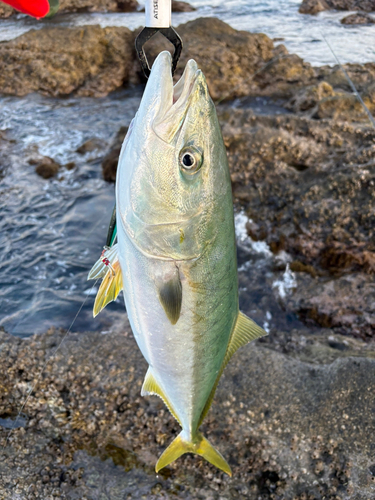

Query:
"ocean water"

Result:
[[0, 1, 372, 337], [0, 0, 374, 65]]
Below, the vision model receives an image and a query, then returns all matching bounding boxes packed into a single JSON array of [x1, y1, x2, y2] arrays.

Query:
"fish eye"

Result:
[[179, 146, 203, 176]]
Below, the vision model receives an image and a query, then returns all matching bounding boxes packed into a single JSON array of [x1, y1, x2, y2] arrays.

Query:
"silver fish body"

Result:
[[90, 51, 266, 475]]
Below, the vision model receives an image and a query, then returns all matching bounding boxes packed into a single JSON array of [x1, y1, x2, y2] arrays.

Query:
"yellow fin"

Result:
[[93, 259, 123, 317], [156, 431, 232, 476], [141, 368, 181, 425], [198, 311, 267, 426]]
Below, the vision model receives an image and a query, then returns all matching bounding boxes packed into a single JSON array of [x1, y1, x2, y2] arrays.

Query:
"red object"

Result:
[[0, 0, 50, 18]]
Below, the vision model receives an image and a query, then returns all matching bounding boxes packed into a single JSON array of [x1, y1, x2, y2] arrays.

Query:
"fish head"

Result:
[[116, 51, 232, 261]]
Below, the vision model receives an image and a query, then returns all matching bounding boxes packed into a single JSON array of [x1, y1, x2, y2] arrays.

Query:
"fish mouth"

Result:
[[151, 51, 201, 141]]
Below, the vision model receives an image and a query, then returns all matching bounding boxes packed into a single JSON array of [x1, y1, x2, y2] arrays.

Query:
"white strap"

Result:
[[145, 0, 171, 28]]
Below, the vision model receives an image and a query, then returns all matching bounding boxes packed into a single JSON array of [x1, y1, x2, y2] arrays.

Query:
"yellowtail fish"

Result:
[[88, 51, 267, 476]]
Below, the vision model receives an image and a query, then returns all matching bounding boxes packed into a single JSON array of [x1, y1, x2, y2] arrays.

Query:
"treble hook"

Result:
[[135, 26, 183, 79]]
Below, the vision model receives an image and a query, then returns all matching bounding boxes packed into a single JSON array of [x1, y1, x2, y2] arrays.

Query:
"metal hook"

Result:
[[135, 26, 183, 79]]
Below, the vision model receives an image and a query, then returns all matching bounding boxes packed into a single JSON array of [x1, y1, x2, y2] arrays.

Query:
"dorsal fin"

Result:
[[93, 259, 123, 317], [157, 270, 182, 325], [198, 312, 267, 426], [141, 368, 181, 425]]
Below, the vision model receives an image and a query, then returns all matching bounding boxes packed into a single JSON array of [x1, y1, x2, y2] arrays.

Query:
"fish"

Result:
[[88, 51, 267, 476]]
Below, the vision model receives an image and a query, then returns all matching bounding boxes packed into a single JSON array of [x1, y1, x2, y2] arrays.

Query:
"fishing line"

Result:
[[1, 278, 99, 452], [321, 32, 375, 129]]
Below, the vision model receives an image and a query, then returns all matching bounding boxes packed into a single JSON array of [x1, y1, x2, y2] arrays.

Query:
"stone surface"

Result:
[[1, 17, 374, 106], [134, 18, 315, 101], [0, 2, 14, 17], [172, 0, 196, 11], [220, 107, 375, 337], [58, 0, 139, 13], [0, 25, 134, 97], [0, 0, 139, 16], [30, 156, 61, 178], [299, 0, 375, 14], [76, 137, 106, 154], [341, 11, 375, 22], [0, 323, 374, 499]]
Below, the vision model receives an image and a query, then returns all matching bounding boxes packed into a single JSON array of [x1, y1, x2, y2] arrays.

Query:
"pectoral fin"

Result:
[[198, 311, 267, 426], [157, 271, 182, 325], [141, 368, 181, 425]]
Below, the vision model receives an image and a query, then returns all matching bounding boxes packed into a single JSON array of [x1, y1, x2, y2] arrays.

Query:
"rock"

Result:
[[76, 137, 106, 154], [0, 0, 139, 16], [64, 161, 76, 170], [221, 108, 375, 273], [287, 65, 375, 122], [30, 156, 60, 178], [0, 25, 134, 97], [58, 0, 139, 13], [299, 0, 330, 14], [0, 2, 14, 17], [299, 0, 375, 14], [341, 11, 375, 23], [287, 81, 335, 112], [219, 107, 375, 335], [0, 323, 374, 497], [286, 273, 375, 339], [101, 126, 128, 182], [133, 18, 315, 101], [171, 0, 196, 11]]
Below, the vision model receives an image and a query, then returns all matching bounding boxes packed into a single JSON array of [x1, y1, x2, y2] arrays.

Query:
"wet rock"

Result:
[[133, 18, 315, 101], [290, 64, 375, 121], [0, 25, 134, 97], [0, 2, 14, 17], [1, 0, 139, 15], [76, 137, 106, 154], [172, 0, 196, 11], [219, 107, 375, 336], [0, 324, 374, 497], [299, 0, 329, 13], [64, 161, 76, 170], [30, 156, 61, 179], [58, 0, 139, 13], [300, 0, 375, 14], [341, 11, 375, 22], [102, 125, 128, 182], [286, 273, 375, 339]]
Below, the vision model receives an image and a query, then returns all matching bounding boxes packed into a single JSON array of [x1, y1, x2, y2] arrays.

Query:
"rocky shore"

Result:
[[299, 0, 375, 15], [1, 322, 375, 499], [0, 0, 195, 17], [0, 15, 374, 500], [0, 17, 374, 117]]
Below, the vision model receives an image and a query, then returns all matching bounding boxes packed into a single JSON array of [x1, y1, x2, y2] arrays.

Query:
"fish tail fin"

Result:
[[156, 431, 232, 476]]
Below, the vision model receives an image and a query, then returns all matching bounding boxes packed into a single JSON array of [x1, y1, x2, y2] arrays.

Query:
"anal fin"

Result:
[[141, 368, 181, 425], [198, 311, 267, 426]]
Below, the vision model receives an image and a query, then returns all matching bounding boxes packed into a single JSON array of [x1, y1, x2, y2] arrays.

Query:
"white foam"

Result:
[[234, 211, 272, 257], [272, 264, 297, 299]]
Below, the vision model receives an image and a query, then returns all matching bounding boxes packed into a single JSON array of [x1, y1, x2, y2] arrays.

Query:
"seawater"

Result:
[[0, 0, 374, 65], [0, 0, 371, 337]]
